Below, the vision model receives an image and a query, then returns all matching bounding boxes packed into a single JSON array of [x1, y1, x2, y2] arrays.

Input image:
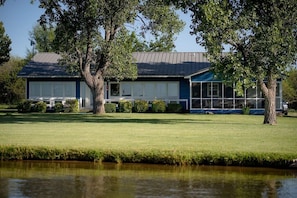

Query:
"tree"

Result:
[[39, 0, 184, 114], [174, 0, 297, 124], [29, 24, 56, 53], [0, 57, 26, 104], [0, 21, 11, 65], [283, 69, 297, 109]]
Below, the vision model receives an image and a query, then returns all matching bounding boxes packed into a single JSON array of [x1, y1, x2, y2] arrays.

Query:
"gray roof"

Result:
[[18, 52, 210, 78], [134, 52, 210, 77], [18, 53, 79, 78]]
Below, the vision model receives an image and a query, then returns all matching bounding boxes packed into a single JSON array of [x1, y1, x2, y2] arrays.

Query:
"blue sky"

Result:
[[0, 0, 205, 58]]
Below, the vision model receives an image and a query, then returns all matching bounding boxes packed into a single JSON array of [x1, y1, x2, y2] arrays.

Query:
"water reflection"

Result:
[[0, 161, 296, 198]]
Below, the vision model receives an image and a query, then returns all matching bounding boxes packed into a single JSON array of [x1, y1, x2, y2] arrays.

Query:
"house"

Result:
[[18, 52, 284, 114]]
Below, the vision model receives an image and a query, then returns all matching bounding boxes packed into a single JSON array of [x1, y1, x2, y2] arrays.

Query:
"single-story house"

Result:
[[18, 52, 284, 114]]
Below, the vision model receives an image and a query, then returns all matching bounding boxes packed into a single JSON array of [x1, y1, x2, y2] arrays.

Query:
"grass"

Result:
[[0, 112, 297, 167]]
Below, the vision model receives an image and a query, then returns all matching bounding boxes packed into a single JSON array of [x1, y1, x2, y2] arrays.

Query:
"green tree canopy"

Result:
[[39, 0, 184, 114], [0, 57, 26, 104], [174, 0, 297, 124], [29, 24, 55, 53], [283, 68, 297, 109], [0, 21, 11, 65]]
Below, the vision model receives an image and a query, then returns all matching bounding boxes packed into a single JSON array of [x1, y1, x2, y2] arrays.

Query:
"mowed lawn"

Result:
[[1, 113, 296, 156]]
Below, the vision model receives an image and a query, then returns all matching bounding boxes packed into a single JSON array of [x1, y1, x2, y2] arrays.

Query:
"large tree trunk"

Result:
[[91, 76, 105, 114], [259, 77, 277, 125]]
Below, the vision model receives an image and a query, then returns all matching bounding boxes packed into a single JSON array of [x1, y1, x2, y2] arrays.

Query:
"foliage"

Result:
[[0, 21, 11, 65], [242, 106, 250, 115], [33, 101, 47, 113], [54, 102, 64, 112], [177, 0, 297, 124], [0, 57, 26, 104], [133, 100, 149, 113], [152, 100, 166, 113], [29, 24, 56, 53], [119, 100, 133, 113], [17, 100, 32, 113], [104, 103, 116, 113], [167, 103, 183, 113], [39, 0, 184, 114], [283, 69, 297, 109], [64, 99, 79, 113]]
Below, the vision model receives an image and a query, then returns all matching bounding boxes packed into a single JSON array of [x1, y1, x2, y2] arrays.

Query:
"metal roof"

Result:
[[18, 52, 210, 78], [133, 52, 210, 77]]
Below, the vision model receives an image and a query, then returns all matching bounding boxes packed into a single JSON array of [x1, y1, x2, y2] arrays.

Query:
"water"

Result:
[[0, 161, 296, 198]]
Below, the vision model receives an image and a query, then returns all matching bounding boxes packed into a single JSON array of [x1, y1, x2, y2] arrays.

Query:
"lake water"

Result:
[[0, 161, 296, 198]]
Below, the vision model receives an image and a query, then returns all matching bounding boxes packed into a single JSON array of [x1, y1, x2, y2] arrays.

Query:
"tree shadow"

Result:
[[0, 113, 212, 125]]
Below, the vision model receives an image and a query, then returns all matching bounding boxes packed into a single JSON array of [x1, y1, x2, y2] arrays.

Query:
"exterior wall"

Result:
[[26, 78, 186, 110]]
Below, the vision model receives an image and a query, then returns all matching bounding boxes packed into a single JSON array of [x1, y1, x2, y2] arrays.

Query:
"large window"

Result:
[[191, 81, 282, 110], [109, 81, 179, 100], [29, 81, 76, 99]]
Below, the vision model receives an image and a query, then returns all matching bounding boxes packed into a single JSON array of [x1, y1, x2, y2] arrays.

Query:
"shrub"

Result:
[[34, 101, 47, 113], [17, 100, 32, 113], [152, 100, 166, 113], [54, 102, 64, 113], [64, 99, 79, 113], [104, 103, 116, 113], [242, 106, 250, 115], [134, 100, 149, 113], [119, 100, 132, 113], [167, 103, 183, 113]]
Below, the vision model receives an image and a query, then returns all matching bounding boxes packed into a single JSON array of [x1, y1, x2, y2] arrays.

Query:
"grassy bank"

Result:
[[0, 113, 296, 168]]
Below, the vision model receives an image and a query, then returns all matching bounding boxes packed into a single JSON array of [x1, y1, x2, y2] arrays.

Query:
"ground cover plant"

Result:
[[0, 113, 296, 168]]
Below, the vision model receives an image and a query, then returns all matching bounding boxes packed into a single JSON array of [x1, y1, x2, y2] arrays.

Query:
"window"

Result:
[[207, 83, 220, 97], [168, 83, 178, 97], [121, 83, 131, 96], [192, 83, 201, 98], [29, 82, 40, 97], [156, 83, 166, 98], [110, 83, 120, 96], [133, 83, 143, 97]]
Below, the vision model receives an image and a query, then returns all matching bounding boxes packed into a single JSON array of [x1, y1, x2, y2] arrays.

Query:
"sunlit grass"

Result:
[[1, 113, 296, 155]]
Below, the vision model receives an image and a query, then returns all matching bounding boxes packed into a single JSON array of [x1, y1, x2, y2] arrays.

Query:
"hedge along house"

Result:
[[18, 52, 284, 114]]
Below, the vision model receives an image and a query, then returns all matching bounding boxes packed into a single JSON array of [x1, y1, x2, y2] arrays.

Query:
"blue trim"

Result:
[[190, 109, 282, 115], [76, 80, 80, 99], [26, 80, 30, 99], [191, 71, 220, 82], [179, 79, 190, 110]]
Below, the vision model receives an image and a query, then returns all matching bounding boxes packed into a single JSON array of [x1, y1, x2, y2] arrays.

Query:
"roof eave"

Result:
[[18, 75, 81, 79], [137, 75, 185, 78], [184, 68, 210, 79]]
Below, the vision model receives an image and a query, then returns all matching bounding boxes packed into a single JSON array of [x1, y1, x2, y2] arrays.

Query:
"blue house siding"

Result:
[[75, 79, 80, 99], [179, 79, 190, 110]]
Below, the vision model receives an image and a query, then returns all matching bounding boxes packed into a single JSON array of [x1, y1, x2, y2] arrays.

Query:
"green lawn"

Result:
[[0, 113, 296, 166]]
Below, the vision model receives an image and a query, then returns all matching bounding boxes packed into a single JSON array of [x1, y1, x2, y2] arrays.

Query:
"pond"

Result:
[[0, 161, 296, 197]]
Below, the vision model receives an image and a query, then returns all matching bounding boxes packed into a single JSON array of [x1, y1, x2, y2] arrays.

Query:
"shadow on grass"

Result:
[[0, 113, 213, 125]]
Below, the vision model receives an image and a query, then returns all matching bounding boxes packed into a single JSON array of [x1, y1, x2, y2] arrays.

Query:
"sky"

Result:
[[0, 0, 205, 58]]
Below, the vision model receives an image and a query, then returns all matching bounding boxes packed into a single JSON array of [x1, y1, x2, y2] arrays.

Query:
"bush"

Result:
[[167, 103, 183, 113], [152, 100, 166, 113], [134, 100, 149, 113], [34, 101, 47, 113], [104, 103, 116, 113], [242, 106, 250, 115], [119, 100, 132, 113], [64, 99, 79, 113], [17, 100, 32, 113], [54, 102, 64, 113]]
